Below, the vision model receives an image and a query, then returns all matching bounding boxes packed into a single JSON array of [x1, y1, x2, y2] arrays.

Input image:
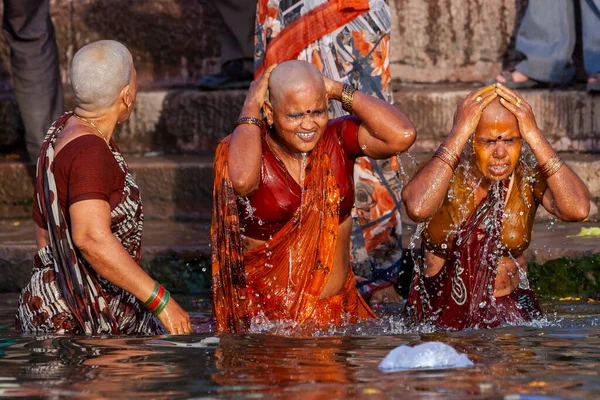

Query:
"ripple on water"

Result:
[[0, 294, 600, 399]]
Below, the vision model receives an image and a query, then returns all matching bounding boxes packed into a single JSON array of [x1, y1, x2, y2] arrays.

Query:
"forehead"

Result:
[[474, 114, 520, 139], [275, 84, 326, 110]]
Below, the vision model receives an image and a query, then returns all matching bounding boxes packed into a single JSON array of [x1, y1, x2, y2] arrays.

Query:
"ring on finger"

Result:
[[516, 98, 522, 106], [475, 96, 482, 102]]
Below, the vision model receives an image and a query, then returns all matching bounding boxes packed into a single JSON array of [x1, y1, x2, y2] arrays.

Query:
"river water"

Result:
[[1, 293, 599, 399]]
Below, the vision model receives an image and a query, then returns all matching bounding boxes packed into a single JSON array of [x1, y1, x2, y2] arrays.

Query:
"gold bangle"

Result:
[[341, 84, 356, 114], [539, 152, 564, 180], [433, 145, 460, 170], [235, 116, 264, 130]]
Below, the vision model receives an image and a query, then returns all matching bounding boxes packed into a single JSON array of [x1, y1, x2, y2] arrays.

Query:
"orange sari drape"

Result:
[[254, 0, 370, 77], [211, 136, 375, 334]]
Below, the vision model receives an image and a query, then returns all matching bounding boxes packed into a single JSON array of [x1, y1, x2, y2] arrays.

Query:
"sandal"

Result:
[[586, 72, 600, 93], [487, 70, 546, 89]]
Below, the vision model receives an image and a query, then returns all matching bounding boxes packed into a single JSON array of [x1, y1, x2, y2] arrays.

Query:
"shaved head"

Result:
[[71, 40, 134, 110], [268, 60, 325, 107], [476, 98, 518, 135]]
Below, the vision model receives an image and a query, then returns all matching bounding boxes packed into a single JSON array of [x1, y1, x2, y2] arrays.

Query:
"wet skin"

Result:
[[245, 81, 351, 300], [424, 100, 527, 298]]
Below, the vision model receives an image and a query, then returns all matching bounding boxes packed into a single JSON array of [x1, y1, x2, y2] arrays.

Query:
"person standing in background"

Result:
[[495, 0, 600, 92], [254, 0, 404, 306], [197, 1, 256, 90], [2, 0, 64, 162]]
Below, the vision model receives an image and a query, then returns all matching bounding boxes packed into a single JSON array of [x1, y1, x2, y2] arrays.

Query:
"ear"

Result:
[[120, 84, 132, 108], [263, 101, 274, 125]]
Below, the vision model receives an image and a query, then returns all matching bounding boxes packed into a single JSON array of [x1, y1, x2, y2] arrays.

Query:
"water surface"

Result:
[[1, 293, 599, 399]]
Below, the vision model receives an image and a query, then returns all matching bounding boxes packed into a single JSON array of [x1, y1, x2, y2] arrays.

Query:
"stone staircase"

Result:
[[0, 0, 599, 292]]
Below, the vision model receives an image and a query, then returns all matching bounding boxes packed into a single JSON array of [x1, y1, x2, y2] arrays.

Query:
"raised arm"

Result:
[[70, 199, 192, 334], [324, 78, 416, 159], [401, 86, 497, 222], [228, 65, 277, 196], [496, 84, 590, 221]]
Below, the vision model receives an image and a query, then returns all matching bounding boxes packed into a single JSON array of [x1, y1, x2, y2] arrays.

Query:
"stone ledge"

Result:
[[1, 152, 599, 221], [2, 86, 599, 153]]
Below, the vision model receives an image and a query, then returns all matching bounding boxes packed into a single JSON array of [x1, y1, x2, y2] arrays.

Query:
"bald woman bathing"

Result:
[[211, 60, 416, 333], [402, 84, 590, 331], [16, 40, 192, 335]]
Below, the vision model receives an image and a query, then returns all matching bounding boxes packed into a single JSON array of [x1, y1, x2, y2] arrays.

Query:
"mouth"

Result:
[[489, 164, 509, 176], [296, 131, 317, 142]]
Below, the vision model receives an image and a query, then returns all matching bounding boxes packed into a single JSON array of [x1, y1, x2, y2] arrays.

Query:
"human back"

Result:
[[18, 40, 192, 336]]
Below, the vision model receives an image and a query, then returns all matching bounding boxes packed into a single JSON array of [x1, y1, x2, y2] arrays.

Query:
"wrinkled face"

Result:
[[266, 84, 328, 154], [473, 110, 522, 181]]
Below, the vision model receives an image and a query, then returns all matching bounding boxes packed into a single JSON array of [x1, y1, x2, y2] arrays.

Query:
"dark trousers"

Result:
[[515, 0, 600, 84], [215, 0, 256, 71], [2, 0, 64, 162]]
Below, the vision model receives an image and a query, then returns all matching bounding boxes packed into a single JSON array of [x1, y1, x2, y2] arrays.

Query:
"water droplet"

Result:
[[361, 144, 367, 150]]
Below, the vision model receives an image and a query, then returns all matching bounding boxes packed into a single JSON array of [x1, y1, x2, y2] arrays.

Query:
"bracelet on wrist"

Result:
[[235, 116, 264, 130], [433, 144, 460, 171], [341, 84, 357, 114], [539, 152, 564, 180], [144, 281, 171, 316]]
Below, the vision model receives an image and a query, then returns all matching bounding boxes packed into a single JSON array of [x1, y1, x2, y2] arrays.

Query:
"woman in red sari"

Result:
[[211, 60, 416, 333], [402, 84, 590, 331]]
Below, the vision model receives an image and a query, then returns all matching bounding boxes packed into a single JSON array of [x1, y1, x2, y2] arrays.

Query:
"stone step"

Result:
[[2, 85, 598, 154], [0, 155, 215, 220], [1, 218, 598, 292], [1, 152, 599, 221]]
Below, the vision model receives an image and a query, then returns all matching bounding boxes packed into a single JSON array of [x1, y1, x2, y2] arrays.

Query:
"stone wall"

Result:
[[0, 0, 222, 88], [389, 0, 527, 82], [0, 0, 526, 87]]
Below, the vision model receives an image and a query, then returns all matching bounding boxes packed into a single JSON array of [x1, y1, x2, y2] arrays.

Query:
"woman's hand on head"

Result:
[[244, 64, 277, 114], [452, 85, 498, 138], [157, 298, 193, 335], [322, 76, 342, 101], [495, 84, 542, 145]]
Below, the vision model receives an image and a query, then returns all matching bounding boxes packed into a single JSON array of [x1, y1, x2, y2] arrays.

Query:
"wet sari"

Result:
[[406, 177, 541, 331], [255, 0, 403, 299], [211, 135, 375, 334], [16, 113, 161, 335]]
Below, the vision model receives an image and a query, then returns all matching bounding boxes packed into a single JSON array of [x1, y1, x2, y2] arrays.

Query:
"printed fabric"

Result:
[[255, 0, 403, 299], [211, 134, 376, 334], [16, 113, 162, 335], [405, 179, 541, 331]]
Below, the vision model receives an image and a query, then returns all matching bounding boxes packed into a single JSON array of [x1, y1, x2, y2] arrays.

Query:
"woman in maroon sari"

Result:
[[402, 84, 590, 331], [16, 40, 191, 335]]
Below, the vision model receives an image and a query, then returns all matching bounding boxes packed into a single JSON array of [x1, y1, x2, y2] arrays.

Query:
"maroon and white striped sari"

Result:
[[16, 113, 162, 335]]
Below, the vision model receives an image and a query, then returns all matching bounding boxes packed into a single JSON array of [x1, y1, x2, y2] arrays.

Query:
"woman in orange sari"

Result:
[[211, 60, 416, 333], [255, 0, 405, 304]]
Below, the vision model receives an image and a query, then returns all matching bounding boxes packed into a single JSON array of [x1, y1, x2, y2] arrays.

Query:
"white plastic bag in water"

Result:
[[378, 341, 474, 372]]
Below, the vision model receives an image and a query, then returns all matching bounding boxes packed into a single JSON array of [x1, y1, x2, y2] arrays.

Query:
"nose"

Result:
[[300, 114, 317, 130], [493, 142, 508, 158]]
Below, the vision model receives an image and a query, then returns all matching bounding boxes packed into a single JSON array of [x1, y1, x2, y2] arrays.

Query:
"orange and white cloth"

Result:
[[255, 0, 402, 300]]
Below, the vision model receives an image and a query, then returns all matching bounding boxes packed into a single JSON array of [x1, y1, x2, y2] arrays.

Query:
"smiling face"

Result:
[[267, 86, 328, 154], [264, 61, 329, 154], [473, 98, 522, 181]]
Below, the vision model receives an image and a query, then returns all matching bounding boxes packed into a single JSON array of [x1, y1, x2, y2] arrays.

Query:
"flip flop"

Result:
[[487, 70, 546, 89], [586, 72, 600, 93]]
